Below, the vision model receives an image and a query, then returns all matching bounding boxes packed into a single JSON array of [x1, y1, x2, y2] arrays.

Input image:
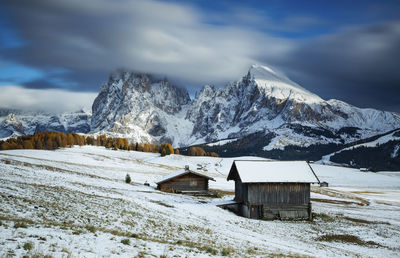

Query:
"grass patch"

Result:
[[150, 200, 174, 208], [311, 198, 365, 206], [316, 234, 383, 247], [312, 212, 335, 222], [130, 233, 139, 238], [136, 251, 146, 258], [205, 246, 218, 255], [121, 239, 130, 245], [23, 242, 34, 251], [0, 215, 35, 226], [221, 247, 233, 256], [72, 229, 83, 235], [85, 225, 96, 233], [209, 189, 234, 198], [32, 253, 53, 258], [343, 216, 390, 225], [14, 222, 28, 229]]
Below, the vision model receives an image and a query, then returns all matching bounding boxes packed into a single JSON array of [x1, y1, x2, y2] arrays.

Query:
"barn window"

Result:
[[190, 181, 197, 186]]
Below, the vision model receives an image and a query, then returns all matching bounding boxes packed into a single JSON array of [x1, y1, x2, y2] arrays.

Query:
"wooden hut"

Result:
[[156, 165, 215, 193], [227, 160, 320, 220]]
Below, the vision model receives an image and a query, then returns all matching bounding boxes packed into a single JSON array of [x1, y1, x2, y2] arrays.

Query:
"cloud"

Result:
[[0, 86, 97, 113], [272, 21, 400, 112], [1, 0, 291, 90]]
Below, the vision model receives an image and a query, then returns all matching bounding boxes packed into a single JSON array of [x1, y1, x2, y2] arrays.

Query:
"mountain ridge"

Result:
[[1, 64, 400, 153]]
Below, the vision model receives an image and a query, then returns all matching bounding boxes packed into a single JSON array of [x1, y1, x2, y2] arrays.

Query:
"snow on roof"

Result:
[[156, 168, 215, 184], [229, 160, 320, 183]]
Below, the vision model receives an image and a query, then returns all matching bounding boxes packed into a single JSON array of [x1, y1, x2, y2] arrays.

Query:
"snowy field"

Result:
[[1, 146, 400, 257]]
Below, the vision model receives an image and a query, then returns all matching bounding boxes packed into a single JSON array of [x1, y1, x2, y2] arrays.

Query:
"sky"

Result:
[[0, 0, 399, 113]]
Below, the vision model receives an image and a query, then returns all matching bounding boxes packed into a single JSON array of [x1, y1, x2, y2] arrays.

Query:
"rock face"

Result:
[[90, 71, 191, 145], [2, 64, 400, 150]]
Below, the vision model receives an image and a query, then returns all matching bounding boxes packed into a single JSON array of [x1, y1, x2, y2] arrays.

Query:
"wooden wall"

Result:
[[158, 173, 208, 192], [234, 180, 247, 203], [246, 183, 310, 206], [233, 181, 312, 220]]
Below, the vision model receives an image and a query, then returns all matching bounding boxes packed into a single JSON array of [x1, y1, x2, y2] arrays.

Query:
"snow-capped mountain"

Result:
[[0, 109, 91, 139], [90, 71, 192, 145], [185, 64, 400, 148], [2, 64, 400, 152]]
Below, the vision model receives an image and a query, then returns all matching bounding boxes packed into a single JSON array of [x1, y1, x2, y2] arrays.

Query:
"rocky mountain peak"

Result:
[[0, 113, 25, 138], [90, 70, 192, 145], [247, 64, 323, 104], [195, 85, 216, 99], [5, 113, 18, 123]]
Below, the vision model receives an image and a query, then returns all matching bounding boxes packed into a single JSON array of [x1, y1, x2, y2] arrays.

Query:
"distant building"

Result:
[[320, 181, 329, 187], [156, 165, 215, 193], [227, 160, 320, 220]]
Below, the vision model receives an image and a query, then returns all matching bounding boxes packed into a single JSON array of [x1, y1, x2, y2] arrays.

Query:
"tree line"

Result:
[[187, 146, 219, 157], [330, 140, 400, 171], [0, 131, 218, 157], [0, 131, 85, 151]]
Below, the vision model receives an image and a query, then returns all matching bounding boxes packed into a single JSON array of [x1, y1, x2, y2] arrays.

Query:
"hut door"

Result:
[[250, 205, 263, 219]]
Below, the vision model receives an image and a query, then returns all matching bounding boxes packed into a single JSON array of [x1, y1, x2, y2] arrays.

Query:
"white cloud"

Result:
[[4, 0, 293, 87], [0, 86, 97, 113]]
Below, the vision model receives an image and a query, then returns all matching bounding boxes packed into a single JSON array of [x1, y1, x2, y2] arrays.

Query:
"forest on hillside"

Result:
[[330, 140, 400, 171], [0, 131, 218, 157]]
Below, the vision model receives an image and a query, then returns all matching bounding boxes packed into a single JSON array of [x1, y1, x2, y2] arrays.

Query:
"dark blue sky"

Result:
[[1, 0, 399, 112]]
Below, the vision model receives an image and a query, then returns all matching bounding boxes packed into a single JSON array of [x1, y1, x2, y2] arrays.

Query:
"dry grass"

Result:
[[209, 189, 234, 195], [343, 216, 390, 225], [311, 198, 365, 206], [149, 200, 174, 208], [311, 186, 370, 206], [316, 234, 383, 247], [312, 212, 335, 222], [350, 191, 384, 194]]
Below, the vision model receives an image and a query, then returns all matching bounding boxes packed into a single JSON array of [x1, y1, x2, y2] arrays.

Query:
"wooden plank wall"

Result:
[[234, 181, 248, 203], [246, 183, 310, 206], [159, 174, 208, 192]]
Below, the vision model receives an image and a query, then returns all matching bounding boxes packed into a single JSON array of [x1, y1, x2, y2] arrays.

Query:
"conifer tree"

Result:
[[143, 143, 151, 152], [23, 140, 34, 149], [160, 143, 174, 156], [125, 174, 131, 184], [66, 134, 74, 147]]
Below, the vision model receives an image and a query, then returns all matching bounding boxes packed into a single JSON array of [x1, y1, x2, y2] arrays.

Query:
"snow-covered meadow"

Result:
[[1, 146, 400, 257]]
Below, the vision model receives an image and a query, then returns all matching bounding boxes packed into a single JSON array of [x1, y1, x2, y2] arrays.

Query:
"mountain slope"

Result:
[[317, 129, 400, 171]]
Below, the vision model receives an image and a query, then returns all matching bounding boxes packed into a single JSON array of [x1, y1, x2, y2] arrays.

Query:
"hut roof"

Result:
[[156, 168, 215, 185], [227, 160, 320, 183]]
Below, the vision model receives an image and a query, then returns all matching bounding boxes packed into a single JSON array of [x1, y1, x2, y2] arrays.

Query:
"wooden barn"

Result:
[[156, 165, 215, 193], [227, 160, 320, 220]]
